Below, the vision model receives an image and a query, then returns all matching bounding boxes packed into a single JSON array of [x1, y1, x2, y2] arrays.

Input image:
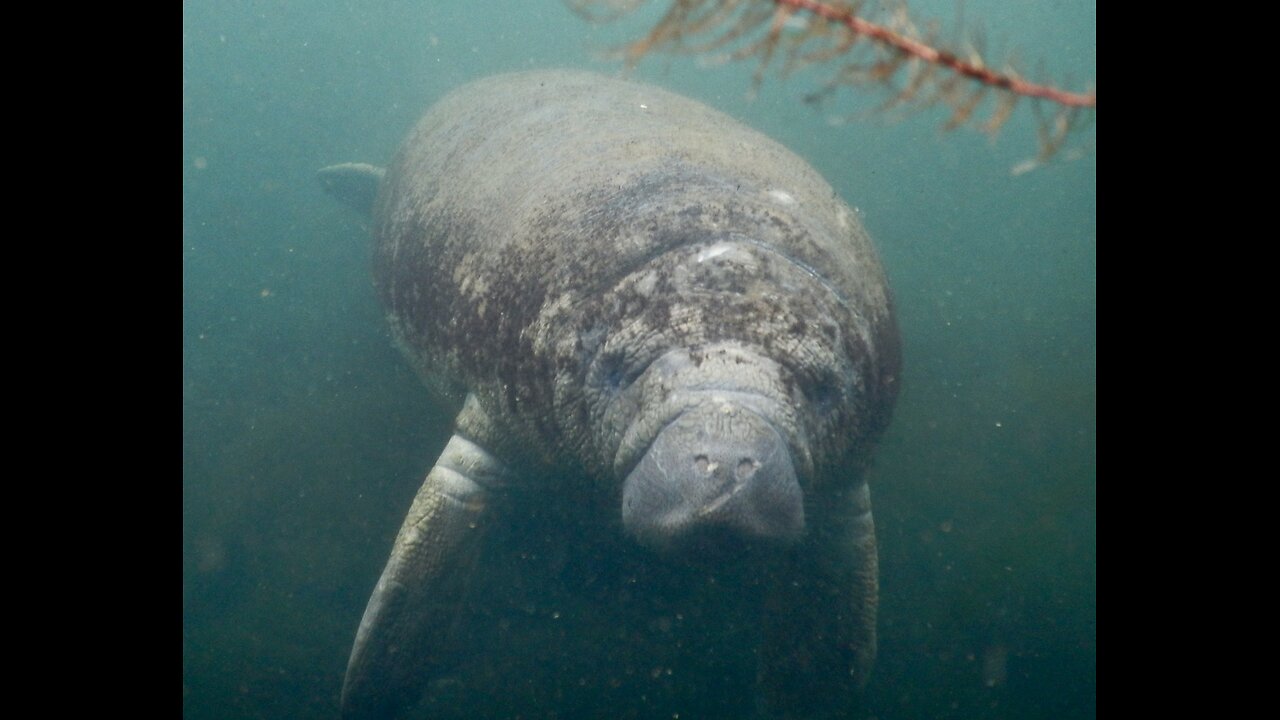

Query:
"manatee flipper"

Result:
[[341, 395, 510, 719], [317, 162, 386, 217], [759, 482, 878, 720]]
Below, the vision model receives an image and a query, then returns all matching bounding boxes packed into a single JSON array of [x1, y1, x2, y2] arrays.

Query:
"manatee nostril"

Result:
[[694, 455, 709, 473], [736, 458, 758, 481]]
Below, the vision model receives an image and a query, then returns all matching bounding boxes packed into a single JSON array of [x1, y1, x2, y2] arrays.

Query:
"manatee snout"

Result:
[[622, 402, 804, 550]]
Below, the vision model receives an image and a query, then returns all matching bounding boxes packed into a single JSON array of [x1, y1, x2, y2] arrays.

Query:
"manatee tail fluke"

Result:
[[318, 162, 386, 217]]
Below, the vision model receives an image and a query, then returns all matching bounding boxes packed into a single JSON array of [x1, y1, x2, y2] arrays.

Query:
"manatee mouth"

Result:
[[621, 401, 804, 550]]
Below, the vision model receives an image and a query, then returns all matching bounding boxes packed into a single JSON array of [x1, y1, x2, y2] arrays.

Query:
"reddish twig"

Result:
[[570, 0, 1096, 160], [780, 0, 1095, 109]]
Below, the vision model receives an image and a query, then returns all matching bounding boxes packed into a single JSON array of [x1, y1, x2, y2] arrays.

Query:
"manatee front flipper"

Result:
[[341, 396, 510, 719], [317, 163, 386, 217], [759, 482, 878, 720]]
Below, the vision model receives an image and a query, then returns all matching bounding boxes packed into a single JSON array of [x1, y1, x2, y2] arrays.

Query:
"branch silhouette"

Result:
[[571, 0, 1095, 163]]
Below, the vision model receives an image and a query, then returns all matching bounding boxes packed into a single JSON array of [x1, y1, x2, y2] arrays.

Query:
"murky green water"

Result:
[[183, 2, 1095, 717]]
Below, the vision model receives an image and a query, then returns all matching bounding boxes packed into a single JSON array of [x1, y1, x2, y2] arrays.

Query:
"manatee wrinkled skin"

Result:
[[325, 70, 900, 719]]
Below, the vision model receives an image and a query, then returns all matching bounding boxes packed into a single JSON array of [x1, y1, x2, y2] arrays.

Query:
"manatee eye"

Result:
[[599, 352, 627, 392], [806, 373, 841, 415], [596, 351, 646, 395]]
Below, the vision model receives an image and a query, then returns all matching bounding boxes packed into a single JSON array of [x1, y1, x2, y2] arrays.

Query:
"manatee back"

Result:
[[374, 70, 897, 461]]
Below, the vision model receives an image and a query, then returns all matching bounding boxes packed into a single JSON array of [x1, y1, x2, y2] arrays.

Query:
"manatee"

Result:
[[321, 70, 900, 719]]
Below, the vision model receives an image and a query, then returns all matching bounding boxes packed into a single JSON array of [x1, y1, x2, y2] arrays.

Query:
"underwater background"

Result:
[[182, 1, 1096, 718]]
